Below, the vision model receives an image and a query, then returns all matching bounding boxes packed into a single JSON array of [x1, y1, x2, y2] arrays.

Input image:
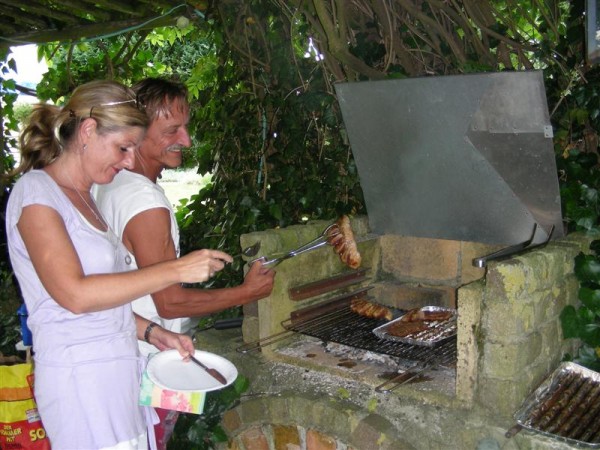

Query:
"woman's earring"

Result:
[[82, 144, 87, 151]]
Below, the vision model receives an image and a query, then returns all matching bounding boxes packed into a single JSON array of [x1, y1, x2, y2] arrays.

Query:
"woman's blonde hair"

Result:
[[12, 80, 148, 176]]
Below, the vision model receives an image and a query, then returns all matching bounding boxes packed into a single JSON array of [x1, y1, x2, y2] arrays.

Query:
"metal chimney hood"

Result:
[[335, 71, 564, 246]]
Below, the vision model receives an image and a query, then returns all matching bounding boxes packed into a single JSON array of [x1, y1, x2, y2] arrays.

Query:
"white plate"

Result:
[[146, 349, 238, 392]]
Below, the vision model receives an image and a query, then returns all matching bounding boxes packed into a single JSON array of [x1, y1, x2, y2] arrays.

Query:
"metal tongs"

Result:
[[253, 223, 339, 268]]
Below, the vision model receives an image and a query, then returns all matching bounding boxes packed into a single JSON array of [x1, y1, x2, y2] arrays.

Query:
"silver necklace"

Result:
[[64, 171, 107, 231], [62, 171, 132, 266]]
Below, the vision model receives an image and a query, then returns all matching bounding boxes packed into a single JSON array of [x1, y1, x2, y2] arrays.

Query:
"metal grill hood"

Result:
[[335, 71, 564, 246]]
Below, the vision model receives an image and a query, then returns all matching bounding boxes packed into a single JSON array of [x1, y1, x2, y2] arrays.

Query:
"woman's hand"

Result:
[[152, 327, 195, 356], [142, 321, 195, 356], [175, 249, 233, 284]]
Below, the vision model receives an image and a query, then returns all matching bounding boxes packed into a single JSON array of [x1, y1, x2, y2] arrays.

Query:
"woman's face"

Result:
[[84, 126, 145, 185]]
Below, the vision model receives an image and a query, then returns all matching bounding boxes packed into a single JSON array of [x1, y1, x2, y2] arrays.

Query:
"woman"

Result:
[[5, 80, 232, 450]]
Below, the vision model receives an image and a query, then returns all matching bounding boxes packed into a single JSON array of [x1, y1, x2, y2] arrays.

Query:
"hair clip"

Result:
[[89, 97, 144, 118]]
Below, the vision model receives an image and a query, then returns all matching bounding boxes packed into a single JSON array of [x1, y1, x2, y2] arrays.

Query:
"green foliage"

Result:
[[561, 250, 600, 371], [0, 269, 21, 356], [168, 375, 249, 450], [13, 102, 33, 124], [37, 28, 216, 169], [1, 51, 19, 170], [0, 50, 21, 357], [553, 2, 600, 371], [178, 1, 366, 277], [558, 150, 600, 231]]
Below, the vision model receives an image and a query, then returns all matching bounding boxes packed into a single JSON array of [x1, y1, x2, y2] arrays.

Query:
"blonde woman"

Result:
[[5, 80, 232, 450]]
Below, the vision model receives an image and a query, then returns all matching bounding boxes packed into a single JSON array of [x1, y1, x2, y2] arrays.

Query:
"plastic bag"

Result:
[[0, 356, 50, 449]]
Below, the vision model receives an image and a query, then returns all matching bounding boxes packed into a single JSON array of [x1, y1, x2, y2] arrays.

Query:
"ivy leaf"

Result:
[[590, 240, 600, 255], [185, 421, 210, 448], [579, 286, 600, 314], [232, 374, 250, 394], [211, 425, 229, 442], [574, 253, 600, 283], [269, 203, 283, 221], [579, 321, 600, 347], [574, 344, 600, 372], [560, 305, 581, 339], [367, 397, 378, 412]]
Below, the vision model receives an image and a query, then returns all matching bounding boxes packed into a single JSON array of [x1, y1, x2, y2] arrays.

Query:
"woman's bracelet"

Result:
[[144, 322, 159, 343]]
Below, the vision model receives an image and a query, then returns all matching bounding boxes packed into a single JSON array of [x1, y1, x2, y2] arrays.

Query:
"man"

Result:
[[94, 78, 275, 448]]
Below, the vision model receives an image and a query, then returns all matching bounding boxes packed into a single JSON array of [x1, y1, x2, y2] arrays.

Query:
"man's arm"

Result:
[[124, 207, 275, 319]]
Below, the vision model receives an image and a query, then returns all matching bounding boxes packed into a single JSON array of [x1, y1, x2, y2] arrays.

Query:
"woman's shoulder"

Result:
[[15, 169, 53, 187], [11, 170, 61, 206]]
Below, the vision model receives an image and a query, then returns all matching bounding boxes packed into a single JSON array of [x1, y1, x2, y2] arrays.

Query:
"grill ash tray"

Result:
[[514, 362, 600, 447], [373, 306, 457, 347]]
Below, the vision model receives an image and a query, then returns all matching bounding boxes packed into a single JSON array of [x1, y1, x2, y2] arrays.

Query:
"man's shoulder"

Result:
[[96, 171, 173, 233], [97, 170, 170, 211], [108, 170, 153, 190], [97, 170, 159, 200]]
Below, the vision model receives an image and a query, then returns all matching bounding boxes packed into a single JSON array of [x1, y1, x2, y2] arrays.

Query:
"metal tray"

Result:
[[514, 362, 600, 447], [372, 306, 456, 347]]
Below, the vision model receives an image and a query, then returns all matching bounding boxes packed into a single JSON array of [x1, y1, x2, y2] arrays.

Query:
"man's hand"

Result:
[[240, 259, 276, 302]]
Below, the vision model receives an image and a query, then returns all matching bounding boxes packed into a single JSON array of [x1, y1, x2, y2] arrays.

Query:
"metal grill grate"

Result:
[[513, 362, 600, 447], [282, 303, 456, 367]]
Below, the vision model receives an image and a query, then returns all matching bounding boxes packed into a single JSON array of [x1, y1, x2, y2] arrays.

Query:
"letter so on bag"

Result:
[[0, 361, 51, 449]]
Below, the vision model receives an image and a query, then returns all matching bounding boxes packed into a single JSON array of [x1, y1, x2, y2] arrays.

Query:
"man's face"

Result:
[[140, 97, 191, 170]]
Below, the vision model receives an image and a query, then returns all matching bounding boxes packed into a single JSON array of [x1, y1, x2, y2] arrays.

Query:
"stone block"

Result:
[[272, 424, 301, 449], [380, 235, 462, 283], [485, 260, 527, 303], [534, 289, 563, 324], [241, 316, 259, 344], [224, 438, 242, 450], [350, 414, 414, 450], [538, 319, 565, 366], [269, 397, 293, 424], [371, 283, 456, 309], [278, 224, 311, 252], [456, 280, 484, 405], [286, 395, 354, 440], [243, 300, 259, 318], [563, 275, 581, 308], [477, 376, 533, 417], [538, 247, 576, 286], [552, 232, 596, 254], [239, 397, 272, 424], [482, 299, 536, 338], [240, 229, 282, 257], [481, 334, 541, 379], [222, 409, 243, 434], [306, 429, 337, 450], [240, 426, 270, 450]]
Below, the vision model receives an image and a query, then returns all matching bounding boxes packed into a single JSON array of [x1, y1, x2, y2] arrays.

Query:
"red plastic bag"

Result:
[[0, 357, 50, 449]]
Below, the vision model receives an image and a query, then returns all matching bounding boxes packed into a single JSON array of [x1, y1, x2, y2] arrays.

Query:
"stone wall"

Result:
[[221, 393, 411, 450], [229, 217, 597, 449], [457, 233, 592, 415]]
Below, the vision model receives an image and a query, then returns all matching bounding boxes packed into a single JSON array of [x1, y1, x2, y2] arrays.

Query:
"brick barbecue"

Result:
[[193, 72, 595, 449], [190, 220, 593, 450]]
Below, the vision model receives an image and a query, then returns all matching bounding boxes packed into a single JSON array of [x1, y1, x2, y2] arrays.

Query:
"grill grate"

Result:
[[514, 362, 600, 447], [282, 303, 456, 367]]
